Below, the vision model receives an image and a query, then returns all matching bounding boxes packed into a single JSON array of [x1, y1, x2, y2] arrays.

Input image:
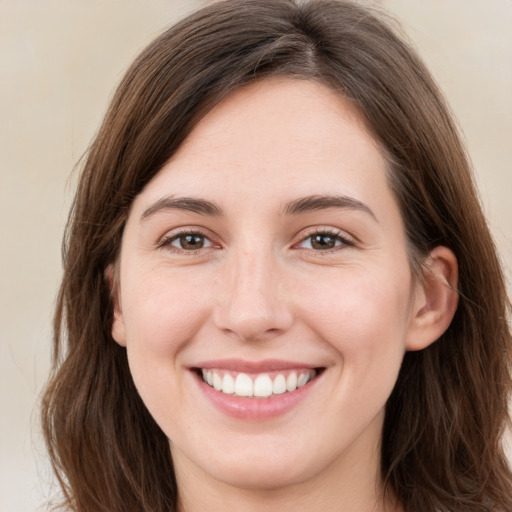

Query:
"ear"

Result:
[[406, 246, 459, 351], [106, 264, 127, 347]]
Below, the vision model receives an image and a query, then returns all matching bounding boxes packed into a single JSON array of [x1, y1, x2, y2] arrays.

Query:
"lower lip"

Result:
[[193, 371, 321, 421]]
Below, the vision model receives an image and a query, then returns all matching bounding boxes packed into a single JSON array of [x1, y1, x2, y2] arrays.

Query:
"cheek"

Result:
[[320, 275, 410, 433], [119, 269, 211, 408], [119, 270, 210, 427], [122, 268, 210, 353], [299, 265, 412, 373]]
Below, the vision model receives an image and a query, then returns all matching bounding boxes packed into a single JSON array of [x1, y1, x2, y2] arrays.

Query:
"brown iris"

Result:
[[310, 233, 338, 250], [177, 234, 205, 250]]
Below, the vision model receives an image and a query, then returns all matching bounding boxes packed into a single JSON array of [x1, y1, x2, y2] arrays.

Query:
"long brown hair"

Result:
[[41, 1, 512, 510]]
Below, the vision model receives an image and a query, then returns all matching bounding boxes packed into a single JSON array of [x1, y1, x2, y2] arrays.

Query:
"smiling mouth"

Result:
[[195, 368, 322, 398]]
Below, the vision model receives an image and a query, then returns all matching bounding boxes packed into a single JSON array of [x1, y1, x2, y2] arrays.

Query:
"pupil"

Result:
[[312, 234, 335, 250], [182, 234, 204, 249]]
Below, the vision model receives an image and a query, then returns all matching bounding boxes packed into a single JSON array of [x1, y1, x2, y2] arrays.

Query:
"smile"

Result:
[[192, 359, 325, 420], [200, 368, 317, 398]]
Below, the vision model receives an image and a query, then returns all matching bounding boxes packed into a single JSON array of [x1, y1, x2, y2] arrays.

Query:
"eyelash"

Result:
[[295, 228, 354, 253], [158, 229, 216, 254], [157, 228, 354, 255]]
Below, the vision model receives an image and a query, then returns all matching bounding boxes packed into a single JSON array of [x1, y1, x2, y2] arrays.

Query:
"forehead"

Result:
[[177, 77, 379, 165], [132, 78, 397, 225]]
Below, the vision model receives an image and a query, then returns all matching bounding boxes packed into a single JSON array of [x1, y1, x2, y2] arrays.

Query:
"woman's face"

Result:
[[112, 79, 425, 491]]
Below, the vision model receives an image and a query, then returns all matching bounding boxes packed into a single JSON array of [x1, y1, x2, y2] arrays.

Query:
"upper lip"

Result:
[[192, 358, 321, 373]]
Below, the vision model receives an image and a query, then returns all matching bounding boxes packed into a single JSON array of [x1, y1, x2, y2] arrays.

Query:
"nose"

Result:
[[213, 249, 293, 342]]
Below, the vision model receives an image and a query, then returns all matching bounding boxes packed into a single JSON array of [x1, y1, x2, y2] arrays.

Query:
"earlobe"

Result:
[[406, 246, 459, 352], [106, 264, 127, 347]]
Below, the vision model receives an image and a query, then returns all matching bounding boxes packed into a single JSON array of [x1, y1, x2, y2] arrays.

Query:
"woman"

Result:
[[41, 0, 512, 511]]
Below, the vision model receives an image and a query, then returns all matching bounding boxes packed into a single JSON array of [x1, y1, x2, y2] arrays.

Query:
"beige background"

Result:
[[1, 1, 510, 511]]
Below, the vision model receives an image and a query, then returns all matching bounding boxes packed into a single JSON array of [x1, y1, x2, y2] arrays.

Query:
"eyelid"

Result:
[[292, 226, 355, 251], [154, 225, 355, 255], [156, 226, 221, 253]]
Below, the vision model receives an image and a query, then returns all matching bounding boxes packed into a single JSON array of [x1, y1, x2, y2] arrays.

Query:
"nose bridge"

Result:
[[214, 243, 292, 341]]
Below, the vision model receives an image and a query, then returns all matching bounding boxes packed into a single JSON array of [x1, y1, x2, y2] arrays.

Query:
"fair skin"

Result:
[[111, 78, 458, 512]]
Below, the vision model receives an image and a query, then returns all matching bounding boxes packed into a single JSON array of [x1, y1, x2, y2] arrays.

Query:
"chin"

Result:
[[204, 458, 313, 491], [175, 433, 331, 492]]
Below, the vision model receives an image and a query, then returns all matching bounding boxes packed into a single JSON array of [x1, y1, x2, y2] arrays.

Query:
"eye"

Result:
[[297, 230, 353, 251], [161, 231, 213, 252]]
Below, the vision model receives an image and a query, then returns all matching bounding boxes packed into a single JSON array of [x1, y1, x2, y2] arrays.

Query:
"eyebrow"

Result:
[[140, 196, 223, 222], [140, 193, 376, 222], [282, 194, 377, 220]]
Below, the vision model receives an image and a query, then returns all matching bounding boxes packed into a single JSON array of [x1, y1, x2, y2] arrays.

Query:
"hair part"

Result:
[[41, 1, 512, 511]]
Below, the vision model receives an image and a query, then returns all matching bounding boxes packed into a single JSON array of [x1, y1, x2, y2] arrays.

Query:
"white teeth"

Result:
[[254, 374, 273, 397], [286, 372, 298, 392], [222, 374, 235, 394], [201, 369, 317, 397], [272, 374, 287, 394], [297, 372, 309, 387], [235, 373, 253, 396], [213, 372, 222, 391]]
